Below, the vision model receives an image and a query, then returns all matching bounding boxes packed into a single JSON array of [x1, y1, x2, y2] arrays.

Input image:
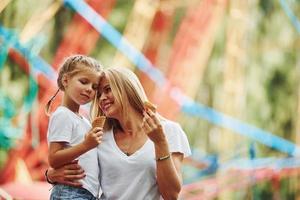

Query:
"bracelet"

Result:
[[156, 154, 170, 161], [45, 169, 56, 185]]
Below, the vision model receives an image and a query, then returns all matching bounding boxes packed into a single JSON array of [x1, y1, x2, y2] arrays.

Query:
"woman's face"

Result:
[[98, 76, 121, 119]]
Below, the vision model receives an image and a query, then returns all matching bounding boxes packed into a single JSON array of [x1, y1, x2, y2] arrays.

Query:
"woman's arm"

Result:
[[155, 141, 183, 200], [46, 160, 85, 187], [48, 127, 103, 168], [142, 111, 183, 200]]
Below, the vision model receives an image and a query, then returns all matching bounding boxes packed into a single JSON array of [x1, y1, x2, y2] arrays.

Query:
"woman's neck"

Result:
[[118, 109, 143, 135]]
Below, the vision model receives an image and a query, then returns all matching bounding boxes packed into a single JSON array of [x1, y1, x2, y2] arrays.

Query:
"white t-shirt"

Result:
[[98, 119, 191, 200], [47, 106, 100, 197]]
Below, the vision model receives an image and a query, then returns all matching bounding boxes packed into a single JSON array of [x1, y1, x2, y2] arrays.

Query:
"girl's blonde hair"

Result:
[[91, 67, 149, 130], [45, 54, 103, 115]]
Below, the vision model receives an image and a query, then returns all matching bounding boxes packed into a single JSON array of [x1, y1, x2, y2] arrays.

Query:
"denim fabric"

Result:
[[50, 184, 97, 200]]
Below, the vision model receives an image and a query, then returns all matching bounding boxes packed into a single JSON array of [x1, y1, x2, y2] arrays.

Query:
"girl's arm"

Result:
[[48, 127, 103, 168]]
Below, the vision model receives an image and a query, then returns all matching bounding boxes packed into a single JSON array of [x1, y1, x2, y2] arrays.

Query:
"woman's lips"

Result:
[[102, 103, 112, 111]]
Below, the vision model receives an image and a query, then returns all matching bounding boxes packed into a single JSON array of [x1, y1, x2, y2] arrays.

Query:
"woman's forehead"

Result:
[[99, 75, 109, 87]]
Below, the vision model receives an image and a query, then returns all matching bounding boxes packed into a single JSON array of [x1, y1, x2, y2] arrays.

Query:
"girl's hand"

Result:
[[47, 160, 85, 187], [83, 127, 103, 149], [142, 110, 166, 144]]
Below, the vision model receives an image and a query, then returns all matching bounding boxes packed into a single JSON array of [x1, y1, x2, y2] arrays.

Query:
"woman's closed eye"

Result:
[[103, 86, 111, 94], [98, 85, 111, 98]]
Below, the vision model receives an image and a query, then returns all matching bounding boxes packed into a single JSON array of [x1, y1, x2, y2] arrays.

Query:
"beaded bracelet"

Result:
[[156, 154, 170, 161]]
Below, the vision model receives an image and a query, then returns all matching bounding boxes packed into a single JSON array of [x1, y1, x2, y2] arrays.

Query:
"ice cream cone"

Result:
[[92, 116, 106, 128], [144, 101, 157, 112]]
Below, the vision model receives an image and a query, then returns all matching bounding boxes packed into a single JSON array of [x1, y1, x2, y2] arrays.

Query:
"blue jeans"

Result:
[[50, 184, 97, 200]]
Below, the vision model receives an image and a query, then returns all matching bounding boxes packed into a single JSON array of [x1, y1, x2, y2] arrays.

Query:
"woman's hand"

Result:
[[142, 110, 166, 145], [47, 160, 85, 187]]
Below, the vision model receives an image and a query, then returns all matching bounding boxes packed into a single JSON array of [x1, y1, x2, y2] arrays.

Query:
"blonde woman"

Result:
[[47, 67, 191, 200]]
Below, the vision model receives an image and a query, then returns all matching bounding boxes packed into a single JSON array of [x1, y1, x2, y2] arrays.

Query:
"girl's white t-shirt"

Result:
[[47, 106, 100, 197], [98, 119, 191, 200]]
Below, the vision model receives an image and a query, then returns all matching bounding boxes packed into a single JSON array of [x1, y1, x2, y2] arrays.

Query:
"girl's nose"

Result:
[[86, 85, 93, 93]]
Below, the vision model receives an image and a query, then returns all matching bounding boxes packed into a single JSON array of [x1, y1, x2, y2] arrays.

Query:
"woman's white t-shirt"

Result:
[[98, 119, 191, 200], [47, 106, 100, 197]]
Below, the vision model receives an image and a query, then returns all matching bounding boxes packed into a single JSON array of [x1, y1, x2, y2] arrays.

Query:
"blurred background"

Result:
[[0, 0, 300, 199]]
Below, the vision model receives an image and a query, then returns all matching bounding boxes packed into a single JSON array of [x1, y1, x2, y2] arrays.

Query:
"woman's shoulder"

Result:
[[161, 119, 182, 130], [161, 119, 191, 157], [160, 119, 186, 140]]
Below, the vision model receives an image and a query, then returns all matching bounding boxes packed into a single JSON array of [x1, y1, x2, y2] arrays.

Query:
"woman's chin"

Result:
[[103, 110, 111, 117], [104, 111, 118, 119]]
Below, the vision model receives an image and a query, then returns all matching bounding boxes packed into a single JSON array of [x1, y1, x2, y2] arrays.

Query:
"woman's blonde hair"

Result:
[[91, 67, 149, 130], [45, 54, 103, 115]]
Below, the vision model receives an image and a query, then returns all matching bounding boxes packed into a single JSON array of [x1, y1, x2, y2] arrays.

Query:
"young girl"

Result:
[[46, 54, 103, 199]]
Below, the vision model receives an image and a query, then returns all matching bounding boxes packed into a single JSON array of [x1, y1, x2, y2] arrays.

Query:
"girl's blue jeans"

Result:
[[50, 184, 97, 200]]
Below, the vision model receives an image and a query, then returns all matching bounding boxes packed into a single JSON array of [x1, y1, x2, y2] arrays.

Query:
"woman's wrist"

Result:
[[156, 154, 171, 161], [154, 140, 171, 159], [154, 139, 168, 148]]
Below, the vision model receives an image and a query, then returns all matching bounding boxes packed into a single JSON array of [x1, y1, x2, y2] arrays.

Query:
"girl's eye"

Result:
[[80, 79, 88, 84]]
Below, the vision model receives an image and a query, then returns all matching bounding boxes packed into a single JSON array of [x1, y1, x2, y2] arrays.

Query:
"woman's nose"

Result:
[[99, 93, 105, 100], [99, 91, 109, 102]]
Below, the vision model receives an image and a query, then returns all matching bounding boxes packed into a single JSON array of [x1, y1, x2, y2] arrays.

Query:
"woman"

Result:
[[47, 67, 191, 200]]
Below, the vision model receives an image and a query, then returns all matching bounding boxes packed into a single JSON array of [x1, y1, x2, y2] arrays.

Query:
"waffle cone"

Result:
[[92, 116, 106, 128], [144, 101, 157, 112]]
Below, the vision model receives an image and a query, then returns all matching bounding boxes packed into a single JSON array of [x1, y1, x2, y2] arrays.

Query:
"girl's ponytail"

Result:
[[45, 89, 60, 116]]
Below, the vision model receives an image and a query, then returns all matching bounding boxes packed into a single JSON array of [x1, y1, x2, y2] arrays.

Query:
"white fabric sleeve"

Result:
[[47, 111, 73, 143], [163, 121, 191, 158]]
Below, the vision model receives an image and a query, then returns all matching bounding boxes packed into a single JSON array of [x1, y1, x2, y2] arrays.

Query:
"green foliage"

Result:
[[91, 0, 134, 66], [253, 181, 273, 200], [0, 148, 7, 169], [259, 0, 275, 17], [48, 7, 74, 58]]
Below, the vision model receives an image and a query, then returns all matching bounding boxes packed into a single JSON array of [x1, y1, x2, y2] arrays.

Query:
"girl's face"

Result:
[[64, 68, 100, 106], [98, 76, 120, 119]]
